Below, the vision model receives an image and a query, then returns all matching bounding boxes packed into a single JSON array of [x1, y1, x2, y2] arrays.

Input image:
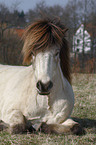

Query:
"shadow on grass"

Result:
[[72, 117, 96, 133]]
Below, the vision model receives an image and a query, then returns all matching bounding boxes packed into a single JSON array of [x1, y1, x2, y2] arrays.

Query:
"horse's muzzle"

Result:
[[36, 81, 53, 95]]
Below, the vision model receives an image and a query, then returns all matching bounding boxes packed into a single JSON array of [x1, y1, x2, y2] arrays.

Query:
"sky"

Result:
[[0, 0, 68, 12]]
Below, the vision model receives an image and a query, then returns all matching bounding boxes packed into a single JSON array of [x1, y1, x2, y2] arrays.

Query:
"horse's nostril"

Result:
[[36, 81, 53, 93], [46, 81, 53, 91], [36, 81, 42, 91]]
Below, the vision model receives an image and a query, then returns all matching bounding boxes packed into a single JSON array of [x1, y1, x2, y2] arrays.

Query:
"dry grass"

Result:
[[0, 74, 96, 145]]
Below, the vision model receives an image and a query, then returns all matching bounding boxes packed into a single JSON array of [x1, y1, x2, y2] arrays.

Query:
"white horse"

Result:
[[0, 19, 82, 134]]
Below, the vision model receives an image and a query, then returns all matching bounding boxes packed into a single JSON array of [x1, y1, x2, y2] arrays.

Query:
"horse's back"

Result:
[[0, 64, 27, 99], [0, 64, 24, 85]]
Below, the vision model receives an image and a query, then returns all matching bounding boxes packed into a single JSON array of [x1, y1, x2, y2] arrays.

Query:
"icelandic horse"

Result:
[[0, 18, 83, 134]]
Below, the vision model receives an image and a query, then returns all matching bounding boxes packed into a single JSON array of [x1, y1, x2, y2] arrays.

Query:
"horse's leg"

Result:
[[61, 118, 83, 135], [3, 110, 27, 134], [40, 119, 83, 135], [0, 120, 9, 131]]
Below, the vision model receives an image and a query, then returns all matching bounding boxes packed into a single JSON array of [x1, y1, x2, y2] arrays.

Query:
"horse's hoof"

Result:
[[39, 122, 52, 134], [28, 125, 36, 133], [71, 123, 85, 135], [0, 120, 9, 131], [9, 123, 26, 134]]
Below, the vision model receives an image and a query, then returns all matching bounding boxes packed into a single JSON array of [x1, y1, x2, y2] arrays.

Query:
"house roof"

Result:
[[74, 23, 96, 38], [15, 28, 25, 37], [3, 27, 25, 38]]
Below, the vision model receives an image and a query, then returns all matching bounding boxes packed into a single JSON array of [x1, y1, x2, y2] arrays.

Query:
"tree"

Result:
[[0, 3, 12, 40], [26, 1, 64, 23], [0, 29, 23, 65], [11, 10, 26, 27]]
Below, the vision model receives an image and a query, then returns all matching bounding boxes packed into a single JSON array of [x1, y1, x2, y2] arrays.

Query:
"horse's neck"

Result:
[[49, 64, 66, 99], [57, 63, 66, 90]]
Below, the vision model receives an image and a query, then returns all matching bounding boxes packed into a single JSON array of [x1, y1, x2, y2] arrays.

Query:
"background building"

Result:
[[73, 24, 91, 54]]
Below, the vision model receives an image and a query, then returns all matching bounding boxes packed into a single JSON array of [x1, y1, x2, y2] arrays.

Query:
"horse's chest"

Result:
[[25, 95, 51, 118]]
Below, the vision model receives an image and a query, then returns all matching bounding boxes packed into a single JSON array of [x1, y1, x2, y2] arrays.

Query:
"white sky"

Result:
[[0, 0, 68, 12]]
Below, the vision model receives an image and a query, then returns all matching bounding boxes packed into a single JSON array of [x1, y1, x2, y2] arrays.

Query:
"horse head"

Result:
[[32, 46, 60, 95], [22, 18, 71, 95]]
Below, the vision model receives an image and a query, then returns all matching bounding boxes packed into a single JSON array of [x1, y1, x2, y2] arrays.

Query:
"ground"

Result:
[[0, 74, 96, 145]]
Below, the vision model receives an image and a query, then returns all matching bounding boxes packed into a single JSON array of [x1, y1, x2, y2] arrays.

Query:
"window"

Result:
[[77, 48, 79, 52], [77, 39, 80, 44]]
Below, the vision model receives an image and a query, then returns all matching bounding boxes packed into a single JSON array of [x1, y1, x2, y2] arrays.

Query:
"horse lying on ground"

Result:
[[0, 18, 83, 135]]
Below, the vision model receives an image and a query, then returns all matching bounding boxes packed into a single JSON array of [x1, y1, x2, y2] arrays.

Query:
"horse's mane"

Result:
[[22, 18, 71, 84]]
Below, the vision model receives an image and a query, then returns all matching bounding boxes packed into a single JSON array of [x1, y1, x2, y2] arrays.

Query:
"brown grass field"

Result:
[[0, 74, 96, 145]]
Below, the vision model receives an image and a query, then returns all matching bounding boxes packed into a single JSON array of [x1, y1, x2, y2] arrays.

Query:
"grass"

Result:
[[0, 74, 96, 145]]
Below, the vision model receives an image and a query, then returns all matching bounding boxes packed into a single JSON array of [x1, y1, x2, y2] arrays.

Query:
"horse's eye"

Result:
[[31, 52, 35, 60], [55, 51, 60, 56], [31, 52, 34, 56], [31, 52, 36, 58]]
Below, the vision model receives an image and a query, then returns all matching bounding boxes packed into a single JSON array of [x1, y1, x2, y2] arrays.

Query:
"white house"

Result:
[[73, 24, 91, 53]]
